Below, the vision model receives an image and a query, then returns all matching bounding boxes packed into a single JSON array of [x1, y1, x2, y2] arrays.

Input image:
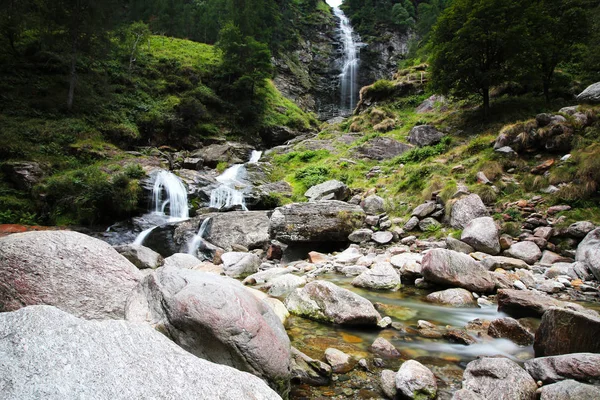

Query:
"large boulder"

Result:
[[284, 280, 381, 326], [534, 307, 600, 357], [353, 137, 413, 160], [421, 249, 495, 293], [577, 82, 600, 103], [115, 244, 164, 269], [221, 252, 261, 278], [0, 231, 142, 319], [192, 142, 254, 168], [461, 217, 500, 255], [497, 289, 591, 318], [352, 262, 401, 290], [390, 253, 423, 281], [538, 380, 600, 399], [524, 353, 600, 384], [0, 306, 280, 400], [504, 241, 542, 265], [575, 228, 600, 280], [450, 194, 489, 229], [407, 125, 444, 147], [269, 201, 365, 244], [462, 357, 537, 400], [126, 266, 291, 396], [304, 180, 350, 202], [395, 360, 437, 400]]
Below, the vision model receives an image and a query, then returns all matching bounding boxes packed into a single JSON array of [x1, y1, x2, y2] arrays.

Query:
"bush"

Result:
[[294, 165, 330, 189], [392, 136, 451, 164]]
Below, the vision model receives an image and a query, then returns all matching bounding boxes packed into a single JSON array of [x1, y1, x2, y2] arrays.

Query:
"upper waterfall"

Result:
[[332, 6, 360, 114]]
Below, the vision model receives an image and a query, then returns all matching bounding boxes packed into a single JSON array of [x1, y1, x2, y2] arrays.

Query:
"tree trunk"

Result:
[[129, 34, 142, 72], [482, 87, 490, 120], [67, 44, 77, 111]]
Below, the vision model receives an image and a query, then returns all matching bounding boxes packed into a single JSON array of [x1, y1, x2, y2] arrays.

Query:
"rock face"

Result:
[[395, 360, 437, 400], [539, 380, 600, 399], [450, 194, 489, 229], [461, 217, 500, 255], [353, 137, 413, 160], [0, 306, 280, 400], [191, 211, 271, 252], [269, 201, 365, 244], [352, 262, 401, 290], [1, 161, 44, 191], [534, 307, 600, 357], [304, 180, 350, 202], [407, 125, 444, 147], [193, 142, 254, 168], [422, 249, 495, 293], [488, 317, 534, 346], [575, 228, 600, 280], [126, 266, 291, 396], [524, 353, 600, 384], [496, 289, 589, 318], [504, 241, 542, 265], [577, 82, 600, 103], [0, 231, 142, 319], [115, 244, 164, 269], [284, 280, 381, 326], [426, 288, 476, 307], [462, 357, 537, 400]]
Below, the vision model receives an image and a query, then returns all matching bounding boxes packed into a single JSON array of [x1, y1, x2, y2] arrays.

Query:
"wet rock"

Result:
[[0, 231, 142, 319], [487, 317, 534, 346], [444, 329, 476, 345], [0, 306, 280, 400], [372, 231, 394, 244], [126, 266, 290, 395], [450, 194, 489, 229], [446, 237, 475, 254], [221, 252, 260, 278], [115, 244, 164, 269], [412, 201, 437, 218], [538, 380, 600, 399], [353, 137, 413, 160], [576, 82, 600, 103], [348, 228, 374, 243], [381, 370, 398, 399], [462, 357, 537, 400], [269, 201, 365, 243], [361, 195, 386, 215], [192, 142, 254, 168], [395, 360, 437, 400], [524, 353, 600, 384], [408, 125, 444, 147], [504, 241, 542, 265], [426, 288, 476, 307], [481, 256, 529, 271], [461, 217, 500, 255], [304, 179, 350, 202], [497, 289, 591, 318], [267, 274, 306, 297], [534, 307, 600, 357], [284, 280, 381, 326], [325, 348, 354, 373], [568, 221, 596, 238], [422, 249, 495, 293], [390, 253, 423, 281], [575, 228, 600, 280], [370, 337, 401, 358], [290, 347, 332, 386], [352, 262, 401, 290]]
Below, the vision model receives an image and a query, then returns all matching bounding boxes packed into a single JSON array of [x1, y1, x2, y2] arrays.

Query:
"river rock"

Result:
[[577, 82, 600, 103], [349, 228, 374, 243], [352, 262, 401, 290], [284, 280, 381, 326], [381, 370, 398, 399], [462, 357, 537, 400], [496, 289, 590, 318], [125, 266, 291, 395], [487, 317, 534, 346], [193, 142, 254, 168], [446, 237, 476, 254], [408, 125, 444, 147], [269, 201, 365, 243], [461, 217, 500, 255], [575, 228, 600, 280], [0, 231, 141, 319], [201, 211, 270, 251], [243, 267, 295, 285], [304, 179, 350, 201], [370, 337, 401, 358], [534, 307, 600, 357], [290, 347, 332, 386], [115, 244, 164, 269], [325, 348, 354, 373], [372, 230, 394, 244], [450, 194, 489, 229], [539, 380, 600, 399], [426, 288, 476, 307], [390, 252, 423, 280], [361, 195, 386, 215], [504, 241, 542, 265], [422, 249, 495, 293], [353, 137, 413, 160], [267, 274, 306, 297], [524, 353, 600, 384], [221, 252, 260, 278], [395, 360, 437, 400], [412, 201, 437, 218], [163, 253, 202, 269], [0, 306, 281, 400]]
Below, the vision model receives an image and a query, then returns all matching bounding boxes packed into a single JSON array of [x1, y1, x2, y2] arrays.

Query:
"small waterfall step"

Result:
[[209, 150, 262, 211]]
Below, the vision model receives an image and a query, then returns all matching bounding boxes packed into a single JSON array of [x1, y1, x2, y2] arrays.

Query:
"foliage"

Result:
[[392, 136, 451, 164], [293, 165, 330, 189]]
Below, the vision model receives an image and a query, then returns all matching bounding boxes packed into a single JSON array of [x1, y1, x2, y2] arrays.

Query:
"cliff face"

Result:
[[358, 31, 411, 86]]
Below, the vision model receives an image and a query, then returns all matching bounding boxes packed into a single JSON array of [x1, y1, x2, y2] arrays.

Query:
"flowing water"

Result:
[[209, 150, 262, 211], [186, 217, 212, 256], [333, 6, 360, 114]]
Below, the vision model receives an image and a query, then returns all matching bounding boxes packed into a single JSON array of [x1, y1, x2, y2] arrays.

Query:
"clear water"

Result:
[[186, 217, 212, 256], [333, 7, 360, 114]]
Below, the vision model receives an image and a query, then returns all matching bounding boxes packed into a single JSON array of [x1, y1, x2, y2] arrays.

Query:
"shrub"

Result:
[[294, 165, 330, 189]]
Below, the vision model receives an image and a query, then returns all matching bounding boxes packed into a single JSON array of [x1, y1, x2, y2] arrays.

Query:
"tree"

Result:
[[0, 0, 32, 58], [117, 21, 151, 72], [429, 0, 528, 118]]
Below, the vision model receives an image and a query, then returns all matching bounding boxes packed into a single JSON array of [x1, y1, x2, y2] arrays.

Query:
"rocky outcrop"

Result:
[[450, 194, 489, 229], [1, 161, 45, 191], [534, 307, 600, 357], [304, 179, 350, 201], [407, 125, 444, 147], [0, 306, 281, 400], [575, 228, 600, 280], [577, 82, 600, 103], [0, 231, 141, 319], [284, 280, 381, 326], [126, 266, 291, 396], [269, 201, 365, 244], [353, 137, 413, 160], [462, 357, 537, 400], [422, 249, 495, 293], [524, 353, 600, 384]]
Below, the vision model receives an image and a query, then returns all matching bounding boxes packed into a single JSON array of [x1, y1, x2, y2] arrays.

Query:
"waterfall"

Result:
[[209, 150, 261, 211], [333, 6, 360, 114], [187, 217, 212, 256]]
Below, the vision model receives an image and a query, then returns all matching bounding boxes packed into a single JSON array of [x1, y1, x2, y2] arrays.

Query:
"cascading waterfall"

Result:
[[186, 217, 212, 256], [209, 150, 262, 211], [333, 6, 360, 114], [133, 170, 189, 245]]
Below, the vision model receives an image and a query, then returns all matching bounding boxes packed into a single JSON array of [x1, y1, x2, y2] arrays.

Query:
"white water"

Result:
[[333, 6, 360, 113], [133, 170, 189, 245], [209, 150, 262, 211], [187, 217, 212, 255]]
